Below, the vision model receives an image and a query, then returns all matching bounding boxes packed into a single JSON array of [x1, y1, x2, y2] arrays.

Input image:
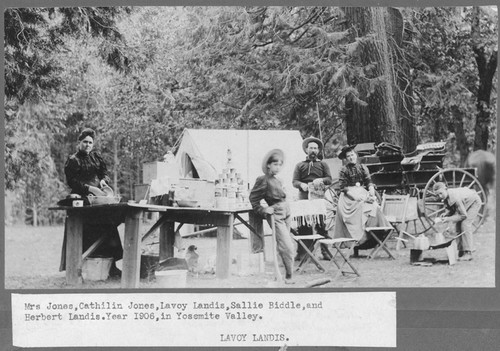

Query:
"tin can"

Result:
[[73, 200, 83, 207]]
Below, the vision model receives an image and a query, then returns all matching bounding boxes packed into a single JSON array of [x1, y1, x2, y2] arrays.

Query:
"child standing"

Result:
[[249, 149, 295, 284]]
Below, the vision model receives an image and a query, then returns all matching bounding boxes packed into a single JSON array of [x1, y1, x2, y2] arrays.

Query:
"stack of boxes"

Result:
[[137, 149, 250, 209]]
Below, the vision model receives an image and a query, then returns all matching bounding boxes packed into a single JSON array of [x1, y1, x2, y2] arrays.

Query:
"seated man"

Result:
[[433, 182, 482, 261]]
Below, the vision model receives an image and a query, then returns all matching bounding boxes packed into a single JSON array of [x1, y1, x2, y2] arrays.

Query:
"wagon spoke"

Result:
[[443, 177, 449, 187], [426, 201, 442, 206], [418, 216, 435, 233], [428, 207, 446, 217], [459, 173, 466, 187], [467, 179, 478, 189]]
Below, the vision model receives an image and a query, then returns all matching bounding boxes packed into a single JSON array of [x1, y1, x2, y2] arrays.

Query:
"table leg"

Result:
[[66, 211, 83, 286], [216, 214, 234, 279], [159, 214, 175, 261], [248, 212, 264, 253], [121, 208, 143, 288]]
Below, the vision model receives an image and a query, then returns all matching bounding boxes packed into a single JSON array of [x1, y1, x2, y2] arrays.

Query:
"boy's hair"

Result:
[[432, 182, 447, 192], [268, 155, 283, 164]]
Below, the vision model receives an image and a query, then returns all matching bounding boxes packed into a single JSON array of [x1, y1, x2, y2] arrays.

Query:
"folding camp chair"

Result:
[[363, 194, 409, 259], [379, 194, 410, 250], [363, 226, 396, 259], [315, 238, 360, 277], [291, 229, 327, 273]]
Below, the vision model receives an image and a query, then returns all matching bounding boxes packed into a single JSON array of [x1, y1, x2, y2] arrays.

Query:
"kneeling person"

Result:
[[433, 182, 482, 261]]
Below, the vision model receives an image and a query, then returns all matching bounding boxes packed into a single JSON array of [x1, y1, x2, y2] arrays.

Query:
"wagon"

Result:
[[323, 141, 487, 235]]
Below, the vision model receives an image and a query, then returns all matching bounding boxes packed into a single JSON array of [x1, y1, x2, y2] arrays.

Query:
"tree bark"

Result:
[[113, 138, 119, 192], [471, 6, 498, 151], [342, 7, 417, 152], [451, 106, 470, 166], [32, 205, 38, 227]]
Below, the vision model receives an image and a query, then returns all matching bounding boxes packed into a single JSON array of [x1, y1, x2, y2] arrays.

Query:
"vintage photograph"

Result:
[[4, 6, 497, 290]]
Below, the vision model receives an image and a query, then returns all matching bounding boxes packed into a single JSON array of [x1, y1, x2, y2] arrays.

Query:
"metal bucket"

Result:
[[410, 249, 423, 264], [82, 257, 113, 281]]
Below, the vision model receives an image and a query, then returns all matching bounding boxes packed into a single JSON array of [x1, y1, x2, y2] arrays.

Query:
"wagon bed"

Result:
[[324, 142, 486, 235]]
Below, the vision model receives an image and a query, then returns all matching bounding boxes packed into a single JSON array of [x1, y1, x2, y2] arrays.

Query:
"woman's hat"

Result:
[[338, 145, 356, 159], [302, 136, 324, 153], [261, 149, 285, 174]]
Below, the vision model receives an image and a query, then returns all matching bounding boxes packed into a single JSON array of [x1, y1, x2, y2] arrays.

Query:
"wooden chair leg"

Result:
[[333, 242, 360, 277], [395, 222, 408, 250], [295, 239, 326, 273], [368, 231, 395, 259]]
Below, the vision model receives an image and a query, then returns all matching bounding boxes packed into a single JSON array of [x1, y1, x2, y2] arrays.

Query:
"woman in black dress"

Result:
[[60, 128, 123, 277], [64, 128, 111, 198]]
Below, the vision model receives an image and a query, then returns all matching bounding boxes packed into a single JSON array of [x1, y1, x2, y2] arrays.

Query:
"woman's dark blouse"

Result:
[[64, 150, 111, 195], [338, 163, 374, 193], [249, 174, 287, 217]]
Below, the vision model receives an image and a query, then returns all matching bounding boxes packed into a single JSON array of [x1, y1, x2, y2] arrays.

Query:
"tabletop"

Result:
[[49, 201, 253, 214]]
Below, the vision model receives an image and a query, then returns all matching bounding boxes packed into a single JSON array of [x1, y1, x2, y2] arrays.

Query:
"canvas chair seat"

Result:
[[379, 194, 411, 251]]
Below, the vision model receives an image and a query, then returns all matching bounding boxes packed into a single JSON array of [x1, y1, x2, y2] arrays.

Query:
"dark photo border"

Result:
[[2, 0, 499, 349]]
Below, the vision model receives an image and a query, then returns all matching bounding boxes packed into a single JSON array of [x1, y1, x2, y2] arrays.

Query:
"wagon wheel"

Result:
[[324, 180, 340, 232], [403, 196, 435, 236], [422, 169, 487, 234]]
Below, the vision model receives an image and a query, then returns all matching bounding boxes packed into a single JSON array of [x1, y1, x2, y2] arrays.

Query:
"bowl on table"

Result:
[[176, 200, 200, 208], [87, 196, 121, 206]]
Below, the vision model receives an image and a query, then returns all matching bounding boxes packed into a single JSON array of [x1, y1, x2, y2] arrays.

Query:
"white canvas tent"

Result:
[[175, 129, 306, 197]]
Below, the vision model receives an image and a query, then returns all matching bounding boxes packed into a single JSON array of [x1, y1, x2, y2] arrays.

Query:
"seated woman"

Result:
[[60, 128, 123, 277], [333, 145, 381, 246]]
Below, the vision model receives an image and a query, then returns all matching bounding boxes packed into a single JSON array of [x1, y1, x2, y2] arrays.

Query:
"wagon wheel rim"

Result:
[[422, 168, 487, 234], [324, 180, 340, 232]]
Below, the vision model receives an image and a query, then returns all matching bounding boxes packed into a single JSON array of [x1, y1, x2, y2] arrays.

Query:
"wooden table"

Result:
[[50, 203, 261, 288], [152, 205, 258, 280]]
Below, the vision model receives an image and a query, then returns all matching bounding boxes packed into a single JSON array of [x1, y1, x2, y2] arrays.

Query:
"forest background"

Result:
[[4, 6, 498, 226]]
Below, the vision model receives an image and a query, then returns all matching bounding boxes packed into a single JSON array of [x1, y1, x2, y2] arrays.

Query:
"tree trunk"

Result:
[[343, 7, 417, 151], [32, 205, 38, 227], [113, 138, 119, 193], [471, 6, 498, 151], [451, 106, 470, 167]]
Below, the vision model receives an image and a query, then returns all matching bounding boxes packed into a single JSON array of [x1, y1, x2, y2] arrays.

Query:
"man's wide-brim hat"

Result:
[[302, 136, 324, 154], [261, 149, 285, 174], [338, 145, 356, 160]]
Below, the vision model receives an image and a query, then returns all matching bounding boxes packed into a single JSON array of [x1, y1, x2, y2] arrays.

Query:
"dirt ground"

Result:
[[4, 202, 496, 290]]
